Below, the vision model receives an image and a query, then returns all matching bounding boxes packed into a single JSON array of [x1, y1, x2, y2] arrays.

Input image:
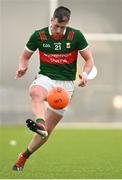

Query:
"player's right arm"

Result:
[[16, 31, 38, 78], [15, 49, 33, 78]]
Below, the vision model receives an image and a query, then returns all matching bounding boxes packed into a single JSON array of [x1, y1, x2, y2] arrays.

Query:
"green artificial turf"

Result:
[[0, 126, 122, 179]]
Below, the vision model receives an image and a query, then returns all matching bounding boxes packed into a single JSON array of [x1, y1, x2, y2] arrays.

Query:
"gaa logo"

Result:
[[43, 44, 51, 48]]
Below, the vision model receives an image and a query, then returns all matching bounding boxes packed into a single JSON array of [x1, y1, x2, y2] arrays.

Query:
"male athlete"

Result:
[[12, 6, 94, 171]]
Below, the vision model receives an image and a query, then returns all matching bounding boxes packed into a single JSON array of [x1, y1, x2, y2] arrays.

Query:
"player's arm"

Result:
[[76, 30, 94, 87], [79, 48, 94, 87], [16, 31, 37, 78], [15, 49, 33, 78]]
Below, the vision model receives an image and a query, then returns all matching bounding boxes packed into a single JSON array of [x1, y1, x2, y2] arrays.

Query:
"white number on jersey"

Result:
[[54, 43, 61, 50]]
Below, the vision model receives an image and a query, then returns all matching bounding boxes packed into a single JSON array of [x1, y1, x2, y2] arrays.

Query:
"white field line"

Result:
[[1, 179, 122, 180], [85, 33, 122, 41], [57, 122, 122, 129]]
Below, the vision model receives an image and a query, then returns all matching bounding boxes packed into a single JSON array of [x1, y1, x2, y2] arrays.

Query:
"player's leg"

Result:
[[26, 85, 48, 137], [12, 78, 74, 171], [12, 109, 62, 171], [27, 108, 62, 152], [12, 84, 48, 171], [30, 85, 47, 120], [25, 75, 57, 137]]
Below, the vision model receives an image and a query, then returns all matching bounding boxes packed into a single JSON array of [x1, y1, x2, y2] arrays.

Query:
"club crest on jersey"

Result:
[[66, 42, 70, 48]]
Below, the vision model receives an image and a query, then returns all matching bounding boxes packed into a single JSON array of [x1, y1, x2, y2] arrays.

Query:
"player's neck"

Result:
[[49, 26, 66, 36]]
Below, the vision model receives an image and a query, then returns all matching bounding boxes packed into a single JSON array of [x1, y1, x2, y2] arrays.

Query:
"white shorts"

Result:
[[30, 74, 75, 115]]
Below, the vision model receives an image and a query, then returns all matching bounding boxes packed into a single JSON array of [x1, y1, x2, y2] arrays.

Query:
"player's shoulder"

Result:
[[67, 27, 84, 38], [30, 27, 48, 40], [67, 26, 82, 33]]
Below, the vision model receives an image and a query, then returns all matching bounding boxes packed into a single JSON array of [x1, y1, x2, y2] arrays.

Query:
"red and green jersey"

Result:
[[26, 26, 89, 80]]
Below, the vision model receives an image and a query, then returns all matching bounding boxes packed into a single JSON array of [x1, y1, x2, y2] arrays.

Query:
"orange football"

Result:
[[47, 87, 70, 109]]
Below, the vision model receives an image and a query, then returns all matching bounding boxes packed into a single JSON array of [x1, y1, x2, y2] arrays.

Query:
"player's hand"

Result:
[[15, 67, 28, 79], [78, 72, 88, 87]]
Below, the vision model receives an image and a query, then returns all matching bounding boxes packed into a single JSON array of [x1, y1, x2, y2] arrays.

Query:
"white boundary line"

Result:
[[85, 33, 122, 41], [0, 121, 122, 129], [57, 122, 122, 129], [1, 179, 122, 180]]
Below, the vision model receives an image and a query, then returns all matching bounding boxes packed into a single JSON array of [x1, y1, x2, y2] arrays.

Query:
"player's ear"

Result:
[[51, 17, 54, 22]]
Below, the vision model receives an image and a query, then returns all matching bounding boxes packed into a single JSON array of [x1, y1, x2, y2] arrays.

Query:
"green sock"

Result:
[[36, 118, 45, 123]]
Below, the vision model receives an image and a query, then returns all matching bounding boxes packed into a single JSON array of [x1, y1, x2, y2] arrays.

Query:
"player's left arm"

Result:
[[79, 48, 94, 87]]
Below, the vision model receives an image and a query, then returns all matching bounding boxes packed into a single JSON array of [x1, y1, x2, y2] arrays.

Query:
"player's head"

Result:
[[51, 6, 71, 35], [53, 6, 71, 23]]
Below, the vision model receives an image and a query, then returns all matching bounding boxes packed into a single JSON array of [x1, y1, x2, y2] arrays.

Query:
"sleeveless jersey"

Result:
[[26, 27, 89, 80]]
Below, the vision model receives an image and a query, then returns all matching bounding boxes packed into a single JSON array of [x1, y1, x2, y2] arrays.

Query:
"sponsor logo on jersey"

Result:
[[39, 50, 78, 65], [66, 42, 70, 48], [43, 44, 51, 48]]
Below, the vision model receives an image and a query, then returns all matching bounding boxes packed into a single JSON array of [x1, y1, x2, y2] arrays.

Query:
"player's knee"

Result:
[[30, 86, 47, 100]]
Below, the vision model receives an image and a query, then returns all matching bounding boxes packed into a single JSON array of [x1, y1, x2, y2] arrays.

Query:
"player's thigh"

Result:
[[29, 74, 56, 99], [30, 74, 55, 92]]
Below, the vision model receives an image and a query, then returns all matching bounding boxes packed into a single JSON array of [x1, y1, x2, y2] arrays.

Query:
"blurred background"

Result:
[[0, 0, 122, 126]]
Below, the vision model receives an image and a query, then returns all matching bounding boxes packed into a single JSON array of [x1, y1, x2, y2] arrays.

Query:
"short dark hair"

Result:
[[53, 6, 71, 22]]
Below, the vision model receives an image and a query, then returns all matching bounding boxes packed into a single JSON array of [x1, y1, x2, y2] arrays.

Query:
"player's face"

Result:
[[51, 18, 69, 35]]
